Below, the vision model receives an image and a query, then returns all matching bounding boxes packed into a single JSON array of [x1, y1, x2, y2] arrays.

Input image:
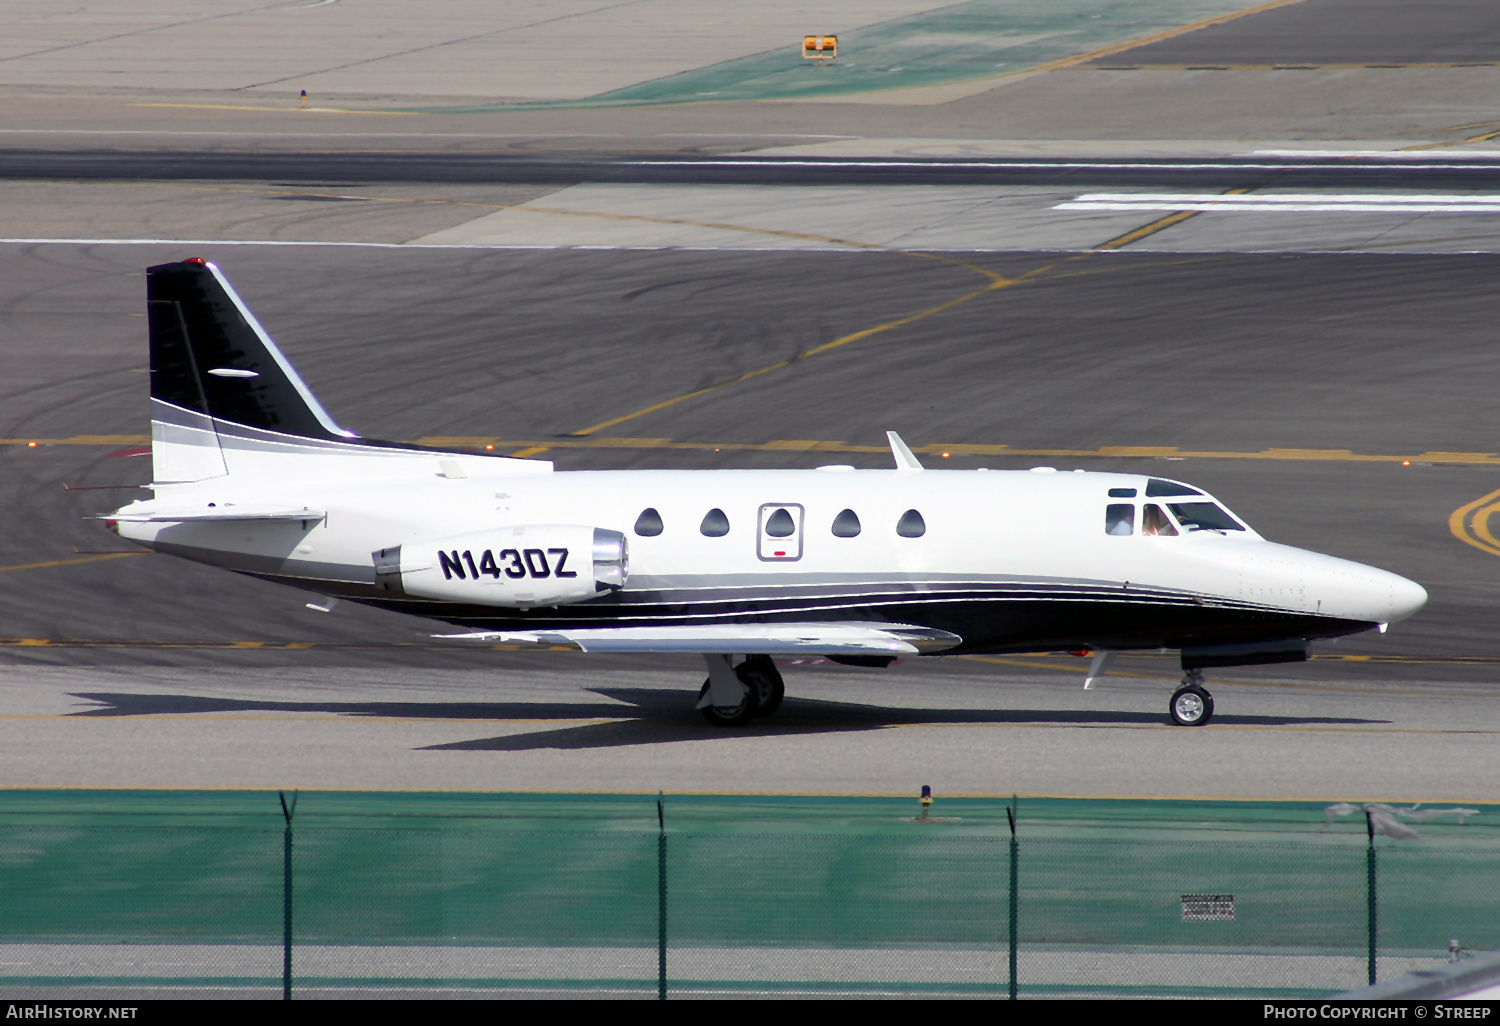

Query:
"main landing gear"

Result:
[[697, 654, 785, 727], [1170, 668, 1214, 726]]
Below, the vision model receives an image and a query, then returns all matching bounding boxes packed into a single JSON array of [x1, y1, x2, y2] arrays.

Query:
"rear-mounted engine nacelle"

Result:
[[374, 526, 627, 608]]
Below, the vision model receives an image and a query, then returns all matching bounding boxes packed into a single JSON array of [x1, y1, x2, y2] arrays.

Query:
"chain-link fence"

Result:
[[0, 791, 1491, 998]]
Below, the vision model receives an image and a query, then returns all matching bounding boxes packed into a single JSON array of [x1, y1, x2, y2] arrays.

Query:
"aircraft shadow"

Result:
[[67, 689, 1386, 751], [65, 691, 673, 721], [427, 693, 1388, 751]]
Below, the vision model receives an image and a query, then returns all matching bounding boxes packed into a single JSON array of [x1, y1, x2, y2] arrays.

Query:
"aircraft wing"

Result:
[[109, 504, 326, 523], [435, 622, 962, 655]]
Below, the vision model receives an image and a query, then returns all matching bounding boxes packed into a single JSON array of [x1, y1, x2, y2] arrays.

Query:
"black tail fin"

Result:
[[148, 258, 352, 442]]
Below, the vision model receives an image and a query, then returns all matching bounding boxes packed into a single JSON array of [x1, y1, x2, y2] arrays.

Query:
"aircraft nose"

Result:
[[1334, 563, 1427, 625], [1384, 572, 1428, 624], [1280, 546, 1429, 625], [1216, 542, 1426, 627]]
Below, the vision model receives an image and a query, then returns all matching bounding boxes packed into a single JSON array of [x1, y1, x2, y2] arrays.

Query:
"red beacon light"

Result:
[[183, 257, 207, 266]]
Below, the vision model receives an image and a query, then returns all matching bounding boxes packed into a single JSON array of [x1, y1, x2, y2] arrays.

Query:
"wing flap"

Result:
[[435, 622, 962, 655], [110, 503, 326, 523]]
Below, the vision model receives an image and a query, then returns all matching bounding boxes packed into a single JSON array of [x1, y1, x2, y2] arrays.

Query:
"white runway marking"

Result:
[[637, 159, 1500, 172], [1058, 192, 1500, 213], [0, 129, 854, 139], [1246, 150, 1500, 160], [0, 238, 878, 253]]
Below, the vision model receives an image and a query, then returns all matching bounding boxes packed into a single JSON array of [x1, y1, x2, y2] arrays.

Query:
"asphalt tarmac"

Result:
[[4, 0, 1500, 804], [4, 150, 1500, 191], [1089, 0, 1500, 66], [3, 241, 1498, 800]]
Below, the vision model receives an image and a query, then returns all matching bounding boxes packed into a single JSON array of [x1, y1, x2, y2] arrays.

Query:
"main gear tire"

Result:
[[698, 677, 758, 727], [737, 656, 785, 717]]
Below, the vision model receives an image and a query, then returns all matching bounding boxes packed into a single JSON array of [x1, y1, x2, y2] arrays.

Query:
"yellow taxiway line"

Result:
[[1022, 0, 1313, 73], [133, 103, 417, 116], [1082, 62, 1499, 71], [0, 635, 1490, 678], [1, 712, 1492, 739], [10, 434, 1500, 466], [0, 783, 1481, 804], [1093, 187, 1252, 251], [0, 552, 149, 574], [568, 264, 1033, 438], [1449, 486, 1500, 558]]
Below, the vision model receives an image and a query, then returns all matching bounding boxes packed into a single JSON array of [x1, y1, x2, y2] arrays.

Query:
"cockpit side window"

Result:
[[1105, 504, 1135, 536], [1167, 502, 1245, 532], [1141, 504, 1179, 537]]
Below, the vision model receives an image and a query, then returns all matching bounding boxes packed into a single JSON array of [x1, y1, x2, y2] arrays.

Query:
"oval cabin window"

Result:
[[896, 509, 926, 538], [764, 507, 797, 538], [699, 508, 730, 537], [634, 508, 664, 537], [831, 508, 861, 537]]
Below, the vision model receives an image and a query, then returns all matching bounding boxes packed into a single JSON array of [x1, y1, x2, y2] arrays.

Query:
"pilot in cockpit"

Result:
[[1140, 504, 1179, 537]]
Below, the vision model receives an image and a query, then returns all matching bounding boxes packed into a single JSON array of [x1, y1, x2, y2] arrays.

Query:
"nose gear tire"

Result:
[[1170, 685, 1214, 726]]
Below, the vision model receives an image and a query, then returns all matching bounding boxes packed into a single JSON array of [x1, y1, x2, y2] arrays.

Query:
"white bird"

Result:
[[1318, 801, 1445, 838], [1401, 807, 1480, 824], [1319, 802, 1361, 830], [1365, 807, 1419, 840]]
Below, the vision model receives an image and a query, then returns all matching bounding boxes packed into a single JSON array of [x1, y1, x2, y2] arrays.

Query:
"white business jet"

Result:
[[107, 260, 1427, 727]]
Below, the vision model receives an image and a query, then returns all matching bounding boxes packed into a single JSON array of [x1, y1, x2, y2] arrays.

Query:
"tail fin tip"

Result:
[[147, 259, 353, 443]]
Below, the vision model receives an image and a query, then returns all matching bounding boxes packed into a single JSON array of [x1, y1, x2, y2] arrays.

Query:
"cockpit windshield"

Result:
[[1145, 479, 1202, 498], [1104, 482, 1250, 536], [1167, 502, 1245, 532]]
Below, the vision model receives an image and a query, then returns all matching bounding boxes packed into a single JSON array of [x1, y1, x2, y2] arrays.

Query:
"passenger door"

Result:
[[757, 503, 804, 561]]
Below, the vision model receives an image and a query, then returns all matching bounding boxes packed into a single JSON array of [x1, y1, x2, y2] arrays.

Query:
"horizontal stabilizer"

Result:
[[436, 622, 962, 655], [110, 503, 325, 523]]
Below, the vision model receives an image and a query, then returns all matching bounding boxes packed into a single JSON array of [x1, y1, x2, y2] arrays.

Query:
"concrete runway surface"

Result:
[[3, 0, 1500, 151]]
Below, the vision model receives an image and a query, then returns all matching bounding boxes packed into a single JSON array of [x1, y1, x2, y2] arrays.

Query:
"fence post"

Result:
[[1007, 795, 1018, 1001], [1365, 810, 1377, 985], [279, 791, 298, 1001], [657, 792, 667, 1000]]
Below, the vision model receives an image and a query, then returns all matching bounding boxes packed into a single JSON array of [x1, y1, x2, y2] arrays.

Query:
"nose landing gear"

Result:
[[1170, 669, 1214, 726]]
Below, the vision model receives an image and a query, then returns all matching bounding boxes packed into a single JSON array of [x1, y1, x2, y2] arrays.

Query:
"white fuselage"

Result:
[[112, 449, 1427, 654]]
